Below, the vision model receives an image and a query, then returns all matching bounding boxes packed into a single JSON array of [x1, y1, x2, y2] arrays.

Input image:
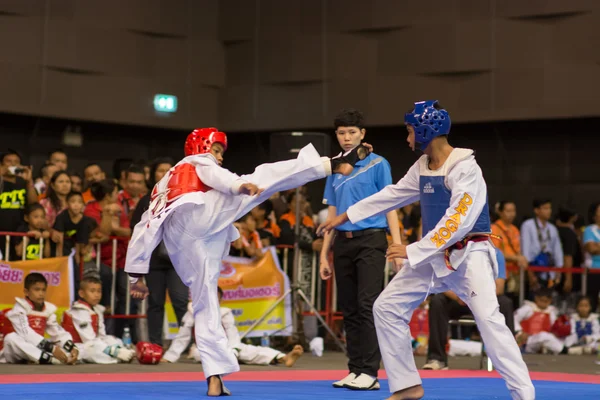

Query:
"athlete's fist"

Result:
[[239, 183, 264, 196], [52, 346, 69, 364], [130, 280, 149, 300]]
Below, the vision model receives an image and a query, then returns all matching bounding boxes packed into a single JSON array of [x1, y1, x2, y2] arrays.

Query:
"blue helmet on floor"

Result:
[[404, 100, 451, 151]]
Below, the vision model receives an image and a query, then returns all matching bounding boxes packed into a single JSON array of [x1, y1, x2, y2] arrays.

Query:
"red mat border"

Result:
[[0, 370, 598, 385]]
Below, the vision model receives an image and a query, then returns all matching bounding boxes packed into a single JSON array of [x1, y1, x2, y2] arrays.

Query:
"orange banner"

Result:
[[218, 247, 292, 338], [0, 256, 74, 321]]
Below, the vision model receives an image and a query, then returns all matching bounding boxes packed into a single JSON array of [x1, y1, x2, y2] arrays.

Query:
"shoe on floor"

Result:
[[344, 373, 380, 390], [332, 372, 357, 388], [422, 359, 449, 370]]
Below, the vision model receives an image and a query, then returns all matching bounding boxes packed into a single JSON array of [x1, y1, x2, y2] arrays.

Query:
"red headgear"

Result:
[[136, 341, 163, 365], [184, 127, 228, 156]]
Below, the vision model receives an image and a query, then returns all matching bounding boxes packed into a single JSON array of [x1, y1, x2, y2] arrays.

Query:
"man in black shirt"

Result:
[[555, 207, 583, 296], [0, 150, 38, 260]]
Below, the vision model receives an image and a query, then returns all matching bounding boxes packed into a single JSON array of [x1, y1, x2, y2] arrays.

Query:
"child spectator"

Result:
[[61, 277, 135, 364], [230, 213, 263, 258], [14, 203, 52, 260], [251, 200, 280, 247], [0, 273, 79, 364], [514, 288, 564, 354], [564, 296, 600, 355]]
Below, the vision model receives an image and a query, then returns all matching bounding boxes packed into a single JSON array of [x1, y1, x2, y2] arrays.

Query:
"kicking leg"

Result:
[[446, 251, 535, 400]]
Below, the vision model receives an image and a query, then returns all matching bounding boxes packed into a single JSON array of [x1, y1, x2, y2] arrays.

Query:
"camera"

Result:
[[7, 166, 26, 175]]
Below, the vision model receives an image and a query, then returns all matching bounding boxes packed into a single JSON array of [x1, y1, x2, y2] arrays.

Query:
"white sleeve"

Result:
[[7, 309, 45, 346], [162, 310, 194, 363], [548, 307, 558, 326], [347, 162, 420, 224], [46, 313, 74, 347], [98, 313, 108, 338], [70, 309, 97, 343], [195, 163, 246, 195], [406, 158, 488, 267], [221, 309, 241, 348], [514, 304, 533, 333], [591, 315, 600, 342]]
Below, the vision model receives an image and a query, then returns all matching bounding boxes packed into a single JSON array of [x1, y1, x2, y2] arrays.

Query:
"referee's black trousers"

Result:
[[333, 230, 387, 378]]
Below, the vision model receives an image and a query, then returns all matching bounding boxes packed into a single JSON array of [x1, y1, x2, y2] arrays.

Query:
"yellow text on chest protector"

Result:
[[430, 193, 473, 248]]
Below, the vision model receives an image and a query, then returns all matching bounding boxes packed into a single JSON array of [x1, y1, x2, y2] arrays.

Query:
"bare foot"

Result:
[[281, 344, 304, 367], [207, 375, 230, 396], [386, 384, 424, 400]]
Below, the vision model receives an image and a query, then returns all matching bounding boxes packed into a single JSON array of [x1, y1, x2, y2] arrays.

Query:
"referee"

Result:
[[320, 109, 402, 390]]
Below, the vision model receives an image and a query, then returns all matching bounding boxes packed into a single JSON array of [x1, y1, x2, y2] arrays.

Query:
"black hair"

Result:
[[40, 163, 56, 178], [218, 287, 223, 297], [256, 200, 273, 216], [575, 295, 591, 308], [80, 276, 102, 289], [90, 179, 116, 202], [148, 157, 174, 188], [1, 148, 22, 164], [25, 203, 45, 216], [556, 206, 576, 224], [532, 198, 552, 209], [25, 272, 47, 289], [497, 201, 515, 213], [46, 170, 71, 212], [66, 191, 83, 202], [125, 164, 145, 179], [334, 108, 365, 130], [588, 202, 600, 225], [534, 287, 553, 299], [112, 158, 134, 180], [48, 148, 66, 159]]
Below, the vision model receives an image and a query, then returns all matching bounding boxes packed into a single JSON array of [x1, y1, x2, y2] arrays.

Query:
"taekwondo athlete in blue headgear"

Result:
[[318, 101, 535, 400]]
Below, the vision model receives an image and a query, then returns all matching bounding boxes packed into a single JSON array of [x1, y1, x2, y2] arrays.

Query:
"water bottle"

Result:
[[261, 333, 270, 348], [122, 327, 132, 349]]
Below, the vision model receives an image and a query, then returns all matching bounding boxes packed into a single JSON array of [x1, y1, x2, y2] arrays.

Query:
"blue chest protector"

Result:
[[576, 320, 593, 339], [419, 175, 491, 236]]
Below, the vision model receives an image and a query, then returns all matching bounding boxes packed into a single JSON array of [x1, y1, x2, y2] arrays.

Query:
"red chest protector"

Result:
[[155, 163, 212, 204], [62, 310, 99, 343], [0, 309, 47, 338], [409, 308, 429, 338], [521, 311, 551, 335]]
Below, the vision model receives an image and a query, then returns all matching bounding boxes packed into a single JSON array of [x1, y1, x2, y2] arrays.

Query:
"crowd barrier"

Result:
[[0, 232, 145, 323]]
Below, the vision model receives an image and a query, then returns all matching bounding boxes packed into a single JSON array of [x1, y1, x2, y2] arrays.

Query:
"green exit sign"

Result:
[[154, 94, 178, 113]]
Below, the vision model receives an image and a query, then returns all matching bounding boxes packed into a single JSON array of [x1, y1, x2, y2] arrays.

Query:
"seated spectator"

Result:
[[564, 296, 600, 355], [492, 201, 529, 303], [583, 202, 600, 311], [423, 249, 513, 370], [514, 288, 564, 354], [34, 163, 59, 197], [0, 273, 79, 365], [61, 277, 135, 364], [82, 163, 106, 204], [14, 203, 52, 260], [230, 213, 263, 258], [251, 200, 280, 247], [521, 199, 564, 294]]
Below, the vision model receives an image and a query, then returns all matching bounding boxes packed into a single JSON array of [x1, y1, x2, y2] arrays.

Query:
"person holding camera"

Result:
[[1, 150, 39, 260]]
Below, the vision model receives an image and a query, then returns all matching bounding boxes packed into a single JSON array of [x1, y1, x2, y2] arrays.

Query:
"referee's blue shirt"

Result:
[[323, 152, 393, 232]]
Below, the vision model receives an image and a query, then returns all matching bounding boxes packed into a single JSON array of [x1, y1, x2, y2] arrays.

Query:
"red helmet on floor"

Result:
[[136, 342, 163, 364], [551, 314, 571, 338], [184, 127, 228, 156]]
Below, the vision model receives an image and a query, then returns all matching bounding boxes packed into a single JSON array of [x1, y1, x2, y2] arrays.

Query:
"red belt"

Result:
[[444, 234, 501, 271]]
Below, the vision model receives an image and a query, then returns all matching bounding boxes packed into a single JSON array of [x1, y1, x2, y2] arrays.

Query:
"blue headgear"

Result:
[[404, 100, 451, 151]]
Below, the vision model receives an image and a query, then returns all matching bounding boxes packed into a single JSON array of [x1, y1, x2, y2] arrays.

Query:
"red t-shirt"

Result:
[[84, 201, 129, 269]]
